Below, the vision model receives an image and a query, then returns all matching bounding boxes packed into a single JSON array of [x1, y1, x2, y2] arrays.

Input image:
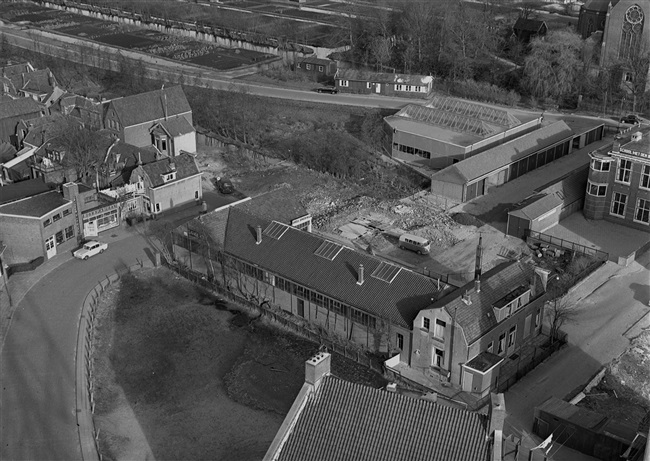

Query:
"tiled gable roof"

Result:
[[277, 375, 490, 461], [298, 56, 333, 66], [109, 86, 191, 128], [433, 260, 544, 344], [224, 208, 450, 327], [431, 121, 573, 184], [194, 207, 230, 247], [21, 68, 56, 95], [153, 116, 194, 137], [336, 68, 432, 86], [140, 152, 200, 188], [0, 97, 44, 120], [0, 190, 69, 217]]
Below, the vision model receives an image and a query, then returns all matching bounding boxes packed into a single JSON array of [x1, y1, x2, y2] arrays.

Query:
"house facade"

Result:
[[584, 130, 650, 231], [335, 69, 433, 98], [128, 152, 202, 215], [395, 260, 549, 396], [0, 189, 77, 264], [103, 86, 194, 150]]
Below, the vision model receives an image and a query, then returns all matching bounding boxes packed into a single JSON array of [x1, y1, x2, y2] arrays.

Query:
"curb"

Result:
[[75, 258, 156, 461]]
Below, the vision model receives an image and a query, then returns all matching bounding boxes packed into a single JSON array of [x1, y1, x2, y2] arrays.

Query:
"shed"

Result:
[[512, 18, 548, 42], [506, 193, 563, 239]]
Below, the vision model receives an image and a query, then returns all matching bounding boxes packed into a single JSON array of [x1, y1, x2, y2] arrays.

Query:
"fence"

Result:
[[78, 258, 152, 461], [526, 230, 609, 261], [470, 332, 567, 411], [166, 261, 385, 374]]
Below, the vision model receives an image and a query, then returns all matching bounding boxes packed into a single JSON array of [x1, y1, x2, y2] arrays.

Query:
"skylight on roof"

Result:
[[263, 221, 290, 240], [371, 262, 401, 283], [314, 240, 343, 261]]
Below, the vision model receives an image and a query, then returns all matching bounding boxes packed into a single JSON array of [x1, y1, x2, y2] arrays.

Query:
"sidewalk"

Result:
[[0, 225, 141, 353]]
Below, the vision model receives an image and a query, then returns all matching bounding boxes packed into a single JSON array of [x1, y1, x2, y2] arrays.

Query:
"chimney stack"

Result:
[[475, 234, 483, 280], [256, 225, 262, 245], [137, 151, 142, 166], [475, 279, 481, 293], [305, 352, 331, 390], [169, 162, 176, 171], [534, 267, 550, 291], [462, 290, 472, 305], [357, 264, 364, 285]]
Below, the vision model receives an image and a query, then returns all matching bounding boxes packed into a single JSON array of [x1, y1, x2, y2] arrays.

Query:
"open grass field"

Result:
[[92, 267, 386, 460]]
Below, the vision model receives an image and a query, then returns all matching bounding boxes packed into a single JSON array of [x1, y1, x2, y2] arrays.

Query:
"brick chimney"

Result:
[[357, 264, 364, 285], [461, 289, 472, 305], [534, 267, 550, 291], [256, 225, 262, 245], [305, 352, 331, 390], [62, 182, 78, 200]]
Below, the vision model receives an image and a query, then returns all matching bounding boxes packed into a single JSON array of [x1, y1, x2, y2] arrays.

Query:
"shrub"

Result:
[[441, 79, 522, 107]]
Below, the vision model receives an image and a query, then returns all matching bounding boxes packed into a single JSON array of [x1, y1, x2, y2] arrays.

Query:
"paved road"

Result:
[[504, 253, 650, 460], [0, 233, 151, 461]]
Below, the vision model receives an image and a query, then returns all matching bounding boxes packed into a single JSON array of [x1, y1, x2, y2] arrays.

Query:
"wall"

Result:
[[410, 308, 454, 381], [150, 175, 202, 212], [173, 131, 197, 156], [390, 130, 468, 169], [532, 205, 562, 233], [0, 215, 44, 264]]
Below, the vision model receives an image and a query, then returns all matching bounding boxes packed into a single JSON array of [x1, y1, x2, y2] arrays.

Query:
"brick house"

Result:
[[584, 130, 650, 231], [0, 97, 46, 146], [335, 69, 433, 98], [0, 63, 35, 98], [391, 259, 550, 396], [128, 151, 202, 215], [0, 187, 77, 264], [18, 68, 65, 108], [103, 86, 194, 151]]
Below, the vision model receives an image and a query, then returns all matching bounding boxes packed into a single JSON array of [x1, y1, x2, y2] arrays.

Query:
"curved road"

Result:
[[0, 233, 151, 460]]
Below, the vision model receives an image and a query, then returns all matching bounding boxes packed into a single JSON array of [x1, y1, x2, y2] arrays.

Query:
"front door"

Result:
[[375, 83, 381, 93], [297, 299, 304, 318], [45, 235, 56, 259]]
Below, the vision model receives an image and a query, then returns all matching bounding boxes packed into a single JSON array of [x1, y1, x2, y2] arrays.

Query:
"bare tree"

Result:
[[50, 118, 104, 182], [545, 278, 579, 344]]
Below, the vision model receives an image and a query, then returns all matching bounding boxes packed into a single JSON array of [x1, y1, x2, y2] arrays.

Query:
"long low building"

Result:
[[430, 118, 605, 203]]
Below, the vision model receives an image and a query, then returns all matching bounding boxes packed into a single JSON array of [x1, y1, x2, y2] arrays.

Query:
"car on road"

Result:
[[215, 177, 234, 194], [315, 86, 338, 94], [73, 241, 108, 260], [620, 114, 641, 124]]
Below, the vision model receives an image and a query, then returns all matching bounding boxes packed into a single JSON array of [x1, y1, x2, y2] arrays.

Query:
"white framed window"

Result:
[[397, 333, 404, 350], [591, 159, 611, 172], [624, 72, 633, 83], [616, 159, 632, 184], [487, 341, 493, 353], [433, 347, 444, 368], [587, 181, 607, 197], [155, 203, 161, 212], [508, 325, 517, 348], [339, 80, 349, 87], [296, 63, 302, 69], [422, 317, 430, 331], [535, 309, 541, 328], [640, 165, 650, 189], [366, 82, 371, 89], [434, 319, 446, 339], [306, 64, 312, 70], [611, 192, 627, 217], [634, 198, 650, 224], [318, 65, 324, 72]]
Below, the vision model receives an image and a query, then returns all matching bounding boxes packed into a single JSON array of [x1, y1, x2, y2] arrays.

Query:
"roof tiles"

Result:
[[109, 86, 191, 128], [277, 375, 491, 461]]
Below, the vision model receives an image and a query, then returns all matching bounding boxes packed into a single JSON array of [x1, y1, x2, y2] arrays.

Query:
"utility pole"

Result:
[[0, 242, 13, 308]]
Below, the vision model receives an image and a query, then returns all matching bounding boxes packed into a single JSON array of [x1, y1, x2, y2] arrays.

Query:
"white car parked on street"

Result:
[[73, 241, 108, 260]]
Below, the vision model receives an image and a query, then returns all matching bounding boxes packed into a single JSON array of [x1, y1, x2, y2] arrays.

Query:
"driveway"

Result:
[[503, 252, 650, 460], [0, 233, 151, 460]]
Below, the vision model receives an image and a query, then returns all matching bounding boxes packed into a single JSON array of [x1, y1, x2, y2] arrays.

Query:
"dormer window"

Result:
[[163, 172, 176, 182], [492, 285, 531, 322]]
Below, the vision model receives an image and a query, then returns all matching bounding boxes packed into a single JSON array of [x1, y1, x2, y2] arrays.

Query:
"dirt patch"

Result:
[[452, 212, 485, 228], [92, 267, 386, 460], [577, 329, 650, 430]]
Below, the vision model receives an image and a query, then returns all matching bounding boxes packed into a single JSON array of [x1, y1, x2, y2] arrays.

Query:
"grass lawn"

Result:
[[92, 267, 386, 460]]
